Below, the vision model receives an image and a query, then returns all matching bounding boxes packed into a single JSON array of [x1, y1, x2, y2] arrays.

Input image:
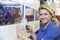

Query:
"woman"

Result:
[[16, 4, 60, 40]]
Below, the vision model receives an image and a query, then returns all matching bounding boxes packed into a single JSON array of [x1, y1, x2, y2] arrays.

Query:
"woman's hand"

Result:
[[26, 25, 37, 40], [26, 25, 33, 33]]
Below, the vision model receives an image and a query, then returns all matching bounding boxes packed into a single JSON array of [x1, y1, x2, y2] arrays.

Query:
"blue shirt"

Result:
[[37, 22, 60, 40]]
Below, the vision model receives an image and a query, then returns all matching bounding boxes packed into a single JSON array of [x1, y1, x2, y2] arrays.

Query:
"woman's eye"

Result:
[[39, 13, 48, 15], [39, 14, 42, 15], [44, 13, 47, 15]]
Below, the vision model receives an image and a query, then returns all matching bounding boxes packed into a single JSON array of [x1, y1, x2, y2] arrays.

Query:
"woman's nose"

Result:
[[41, 15, 45, 18]]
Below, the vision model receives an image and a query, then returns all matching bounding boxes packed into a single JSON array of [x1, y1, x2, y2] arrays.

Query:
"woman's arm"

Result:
[[30, 31, 37, 40], [20, 34, 32, 40], [16, 25, 32, 40], [26, 25, 37, 40]]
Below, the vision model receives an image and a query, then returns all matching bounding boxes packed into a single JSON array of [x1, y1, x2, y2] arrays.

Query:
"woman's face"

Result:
[[39, 9, 52, 24]]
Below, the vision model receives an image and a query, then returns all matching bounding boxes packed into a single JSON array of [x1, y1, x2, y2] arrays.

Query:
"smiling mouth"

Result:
[[41, 19, 46, 20], [41, 19, 47, 21]]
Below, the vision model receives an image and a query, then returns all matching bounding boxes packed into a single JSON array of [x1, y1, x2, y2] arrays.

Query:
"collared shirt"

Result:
[[37, 22, 60, 40]]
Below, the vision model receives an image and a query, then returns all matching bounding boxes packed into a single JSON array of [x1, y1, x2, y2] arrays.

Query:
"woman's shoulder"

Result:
[[48, 22, 59, 31]]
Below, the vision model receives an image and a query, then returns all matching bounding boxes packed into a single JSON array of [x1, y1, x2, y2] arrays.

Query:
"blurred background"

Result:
[[0, 0, 60, 25]]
